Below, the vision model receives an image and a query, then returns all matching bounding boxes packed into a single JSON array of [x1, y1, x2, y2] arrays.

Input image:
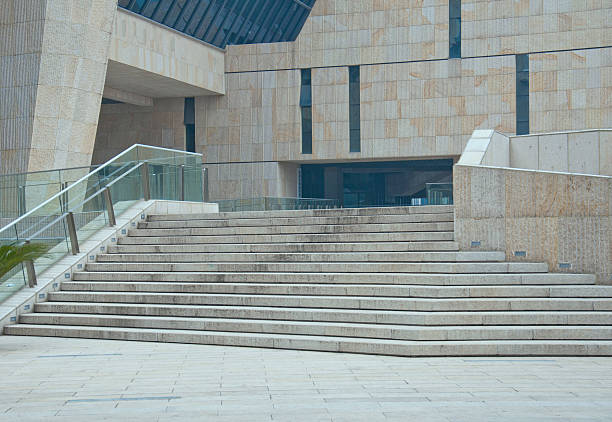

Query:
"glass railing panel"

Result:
[[8, 194, 71, 278], [72, 192, 109, 247], [0, 144, 204, 304], [215, 197, 340, 212], [0, 166, 100, 221], [426, 183, 453, 205], [0, 263, 27, 303], [183, 164, 204, 202], [29, 217, 71, 278], [108, 164, 144, 216], [0, 224, 28, 302], [136, 145, 178, 166]]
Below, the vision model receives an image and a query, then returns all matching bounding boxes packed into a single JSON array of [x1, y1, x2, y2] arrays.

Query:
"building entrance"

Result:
[[301, 159, 454, 208]]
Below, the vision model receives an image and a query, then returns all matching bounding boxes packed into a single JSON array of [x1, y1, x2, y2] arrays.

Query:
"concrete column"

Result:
[[0, 0, 118, 174]]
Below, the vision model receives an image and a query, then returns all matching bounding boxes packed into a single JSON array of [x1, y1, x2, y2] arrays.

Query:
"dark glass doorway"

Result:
[[301, 159, 453, 208]]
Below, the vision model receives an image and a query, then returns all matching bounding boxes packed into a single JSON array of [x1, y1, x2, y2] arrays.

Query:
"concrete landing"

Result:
[[0, 336, 611, 421]]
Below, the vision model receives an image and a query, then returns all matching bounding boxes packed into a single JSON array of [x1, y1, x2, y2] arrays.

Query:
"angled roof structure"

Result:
[[118, 0, 316, 49]]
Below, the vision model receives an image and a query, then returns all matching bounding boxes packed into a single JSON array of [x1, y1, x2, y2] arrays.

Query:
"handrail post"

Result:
[[23, 241, 37, 288], [142, 161, 150, 201], [65, 211, 79, 254], [202, 167, 209, 202], [59, 182, 68, 212], [18, 185, 26, 215], [179, 164, 185, 201], [103, 187, 116, 226]]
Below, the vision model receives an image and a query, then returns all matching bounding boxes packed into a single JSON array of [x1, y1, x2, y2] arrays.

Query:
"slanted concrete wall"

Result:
[[0, 0, 118, 174], [453, 164, 611, 283]]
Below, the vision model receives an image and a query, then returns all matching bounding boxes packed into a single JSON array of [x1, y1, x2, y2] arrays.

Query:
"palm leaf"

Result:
[[0, 242, 48, 279]]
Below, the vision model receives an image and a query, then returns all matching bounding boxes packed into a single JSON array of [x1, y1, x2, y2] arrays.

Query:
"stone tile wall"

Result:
[[360, 56, 515, 159], [454, 164, 611, 283], [109, 9, 225, 96], [195, 70, 301, 166], [462, 0, 612, 57], [529, 47, 612, 133], [0, 0, 46, 174], [225, 0, 449, 73], [205, 162, 298, 201], [92, 98, 185, 164], [0, 0, 118, 174], [311, 67, 349, 160]]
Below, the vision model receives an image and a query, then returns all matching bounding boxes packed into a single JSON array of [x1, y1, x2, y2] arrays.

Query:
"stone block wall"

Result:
[[529, 47, 612, 133], [225, 0, 449, 73], [109, 9, 225, 96], [454, 164, 611, 283], [0, 0, 46, 174], [360, 56, 515, 159], [462, 0, 612, 57], [195, 70, 301, 166], [200, 55, 515, 168], [205, 161, 299, 201], [92, 98, 185, 164], [0, 0, 118, 174], [311, 67, 349, 160]]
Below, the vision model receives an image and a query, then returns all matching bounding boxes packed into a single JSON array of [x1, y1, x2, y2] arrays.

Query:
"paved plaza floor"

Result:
[[0, 336, 611, 421]]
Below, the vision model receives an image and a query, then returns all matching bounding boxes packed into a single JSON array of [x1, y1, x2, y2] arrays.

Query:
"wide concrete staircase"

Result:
[[5, 205, 612, 356]]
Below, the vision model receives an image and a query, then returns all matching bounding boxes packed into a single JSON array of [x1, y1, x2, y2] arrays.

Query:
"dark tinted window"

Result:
[[349, 66, 360, 152], [449, 0, 461, 58], [516, 54, 529, 135], [118, 0, 316, 49]]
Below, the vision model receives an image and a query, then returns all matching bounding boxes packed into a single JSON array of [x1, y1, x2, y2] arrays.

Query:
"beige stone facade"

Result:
[[225, 0, 450, 73], [197, 0, 611, 201], [462, 0, 612, 57], [1, 0, 611, 207], [1, 0, 118, 174], [107, 9, 225, 98], [92, 98, 186, 164], [529, 47, 612, 133]]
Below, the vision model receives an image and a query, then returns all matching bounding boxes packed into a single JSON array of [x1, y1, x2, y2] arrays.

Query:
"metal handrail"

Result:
[[3, 161, 150, 286], [0, 146, 203, 289], [0, 164, 99, 179], [0, 144, 201, 236]]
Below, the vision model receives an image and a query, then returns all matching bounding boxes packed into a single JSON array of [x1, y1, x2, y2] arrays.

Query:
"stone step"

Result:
[[117, 231, 456, 244], [45, 291, 612, 311], [139, 213, 455, 229], [16, 314, 612, 341], [84, 262, 549, 274], [128, 222, 455, 237], [147, 205, 455, 221], [95, 251, 506, 263], [33, 302, 612, 325], [106, 241, 461, 254], [72, 271, 596, 285], [5, 324, 612, 356], [59, 282, 612, 298]]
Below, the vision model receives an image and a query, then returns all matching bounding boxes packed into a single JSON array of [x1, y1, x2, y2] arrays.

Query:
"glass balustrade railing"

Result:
[[0, 145, 203, 303], [216, 197, 340, 212], [0, 165, 99, 224]]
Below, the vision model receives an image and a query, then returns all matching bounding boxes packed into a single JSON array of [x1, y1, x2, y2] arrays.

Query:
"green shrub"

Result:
[[0, 242, 48, 279]]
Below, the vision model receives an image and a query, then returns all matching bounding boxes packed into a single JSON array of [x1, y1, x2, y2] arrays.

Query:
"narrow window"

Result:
[[449, 0, 461, 59], [349, 66, 361, 153], [300, 69, 312, 154], [516, 54, 529, 135], [184, 97, 195, 152]]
